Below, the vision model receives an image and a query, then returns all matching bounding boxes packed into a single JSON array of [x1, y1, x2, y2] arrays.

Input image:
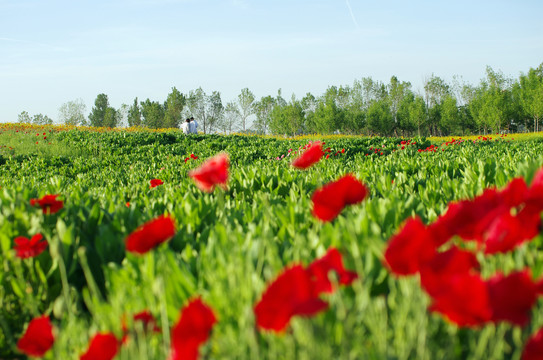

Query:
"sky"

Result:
[[1, 0, 542, 123]]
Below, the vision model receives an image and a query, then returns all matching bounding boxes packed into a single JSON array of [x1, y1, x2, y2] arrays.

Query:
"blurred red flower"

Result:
[[170, 298, 217, 360], [487, 270, 539, 326], [420, 246, 479, 298], [133, 310, 161, 333], [188, 153, 229, 193], [311, 174, 368, 222], [428, 272, 492, 327], [292, 142, 323, 169], [307, 248, 358, 294], [80, 332, 119, 360], [125, 215, 176, 254], [384, 217, 436, 276], [254, 265, 328, 332], [17, 315, 55, 357], [30, 194, 63, 214], [150, 179, 164, 188], [13, 233, 48, 258], [522, 327, 543, 360]]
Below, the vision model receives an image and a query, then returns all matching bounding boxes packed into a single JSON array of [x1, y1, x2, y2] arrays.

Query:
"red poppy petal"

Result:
[[292, 142, 323, 169], [188, 153, 229, 193], [125, 215, 176, 254], [80, 332, 119, 360], [384, 217, 436, 276], [16, 316, 55, 357]]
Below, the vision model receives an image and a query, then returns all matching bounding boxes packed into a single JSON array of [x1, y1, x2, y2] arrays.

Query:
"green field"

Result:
[[1, 124, 543, 359]]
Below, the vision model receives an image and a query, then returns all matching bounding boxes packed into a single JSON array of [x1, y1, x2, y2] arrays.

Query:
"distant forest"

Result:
[[19, 64, 543, 136]]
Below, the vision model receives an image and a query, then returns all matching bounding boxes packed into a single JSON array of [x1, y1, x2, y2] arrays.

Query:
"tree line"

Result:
[[18, 63, 543, 136]]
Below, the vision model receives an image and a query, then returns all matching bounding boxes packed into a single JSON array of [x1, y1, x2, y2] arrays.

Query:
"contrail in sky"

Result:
[[345, 0, 360, 30]]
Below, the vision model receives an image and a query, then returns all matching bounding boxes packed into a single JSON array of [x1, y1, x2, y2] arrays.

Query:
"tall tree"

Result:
[[103, 107, 118, 128], [17, 111, 31, 123], [127, 98, 142, 127], [219, 101, 240, 134], [163, 87, 185, 128], [253, 95, 276, 134], [269, 96, 304, 136], [140, 99, 165, 129], [58, 99, 87, 126], [388, 76, 412, 128], [185, 88, 223, 134], [518, 64, 543, 132], [88, 93, 110, 127], [424, 75, 450, 135], [32, 114, 53, 125], [237, 88, 255, 132]]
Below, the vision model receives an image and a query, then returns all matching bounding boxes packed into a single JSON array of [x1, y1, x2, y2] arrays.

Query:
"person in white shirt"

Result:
[[189, 116, 198, 134], [181, 118, 191, 135]]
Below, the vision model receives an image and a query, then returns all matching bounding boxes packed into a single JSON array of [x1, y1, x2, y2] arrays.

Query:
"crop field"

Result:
[[1, 123, 543, 359]]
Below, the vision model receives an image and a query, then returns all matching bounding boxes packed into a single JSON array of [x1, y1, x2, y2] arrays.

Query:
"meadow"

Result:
[[1, 123, 543, 359]]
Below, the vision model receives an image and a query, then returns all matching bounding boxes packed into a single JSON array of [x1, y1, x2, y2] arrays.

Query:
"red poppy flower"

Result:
[[487, 270, 539, 326], [420, 246, 479, 297], [254, 265, 328, 332], [522, 327, 543, 360], [311, 174, 368, 222], [307, 248, 358, 295], [80, 332, 119, 360], [483, 213, 527, 254], [125, 215, 176, 254], [292, 142, 323, 169], [150, 179, 164, 188], [30, 194, 63, 214], [190, 153, 198, 160], [133, 310, 161, 333], [188, 153, 229, 193], [384, 217, 436, 276], [170, 298, 217, 360], [428, 272, 492, 327], [13, 233, 48, 258], [17, 315, 55, 357]]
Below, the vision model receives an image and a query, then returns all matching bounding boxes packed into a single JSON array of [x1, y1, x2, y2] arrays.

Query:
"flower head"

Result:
[[150, 179, 164, 188], [17, 315, 55, 357], [13, 234, 48, 258], [188, 153, 229, 193], [30, 194, 63, 214], [292, 142, 323, 169], [170, 298, 217, 360], [125, 215, 176, 254], [80, 332, 119, 360]]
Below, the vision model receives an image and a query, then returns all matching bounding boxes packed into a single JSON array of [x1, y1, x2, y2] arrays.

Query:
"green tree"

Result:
[[219, 101, 240, 134], [128, 98, 142, 127], [88, 93, 109, 127], [518, 64, 543, 132], [140, 99, 165, 129], [58, 99, 87, 126], [237, 88, 255, 132], [440, 95, 460, 135], [269, 96, 304, 136], [163, 87, 185, 128], [253, 96, 276, 134], [17, 111, 31, 123], [32, 114, 53, 125], [367, 100, 394, 136], [185, 88, 223, 134], [103, 107, 118, 128], [424, 75, 450, 135], [312, 86, 345, 134]]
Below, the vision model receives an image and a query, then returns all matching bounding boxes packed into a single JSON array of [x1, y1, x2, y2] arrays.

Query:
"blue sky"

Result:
[[1, 0, 542, 123]]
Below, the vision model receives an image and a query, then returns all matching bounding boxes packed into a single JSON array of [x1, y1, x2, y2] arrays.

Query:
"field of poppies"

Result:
[[1, 124, 543, 359]]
